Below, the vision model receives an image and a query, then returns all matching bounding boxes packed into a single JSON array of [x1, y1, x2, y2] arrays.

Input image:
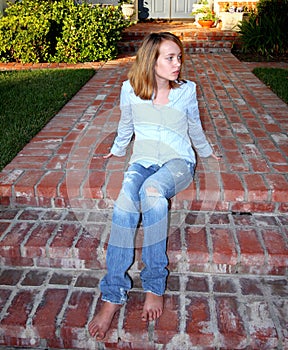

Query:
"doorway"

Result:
[[138, 0, 196, 20]]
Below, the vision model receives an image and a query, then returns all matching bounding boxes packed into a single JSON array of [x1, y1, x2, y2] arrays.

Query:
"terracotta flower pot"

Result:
[[198, 20, 215, 28]]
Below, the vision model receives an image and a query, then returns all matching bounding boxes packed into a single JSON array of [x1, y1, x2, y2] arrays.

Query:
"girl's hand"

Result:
[[103, 152, 113, 159], [211, 153, 222, 160]]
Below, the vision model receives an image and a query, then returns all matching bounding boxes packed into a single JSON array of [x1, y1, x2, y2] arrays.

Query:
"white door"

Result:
[[142, 0, 170, 19], [171, 0, 196, 18], [139, 0, 196, 19]]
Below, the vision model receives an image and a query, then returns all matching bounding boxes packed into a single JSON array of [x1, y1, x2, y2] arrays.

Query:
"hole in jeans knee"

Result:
[[146, 187, 161, 197]]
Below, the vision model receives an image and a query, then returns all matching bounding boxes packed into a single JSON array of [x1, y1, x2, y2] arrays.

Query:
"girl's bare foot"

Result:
[[141, 292, 164, 322], [88, 301, 121, 340]]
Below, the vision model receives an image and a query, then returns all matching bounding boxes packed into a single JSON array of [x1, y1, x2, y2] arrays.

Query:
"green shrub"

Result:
[[0, 0, 53, 62], [53, 4, 126, 63], [0, 0, 128, 63], [237, 0, 288, 58]]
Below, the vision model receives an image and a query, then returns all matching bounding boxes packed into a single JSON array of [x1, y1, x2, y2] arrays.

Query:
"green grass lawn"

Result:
[[253, 67, 288, 104], [0, 69, 95, 171]]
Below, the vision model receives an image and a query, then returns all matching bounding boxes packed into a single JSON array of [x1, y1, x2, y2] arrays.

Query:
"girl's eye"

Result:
[[166, 55, 182, 62]]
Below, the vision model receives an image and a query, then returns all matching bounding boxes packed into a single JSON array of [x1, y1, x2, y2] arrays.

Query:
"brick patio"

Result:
[[0, 22, 287, 349]]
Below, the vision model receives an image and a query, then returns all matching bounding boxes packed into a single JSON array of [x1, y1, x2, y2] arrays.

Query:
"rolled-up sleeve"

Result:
[[186, 82, 212, 158], [110, 82, 134, 157]]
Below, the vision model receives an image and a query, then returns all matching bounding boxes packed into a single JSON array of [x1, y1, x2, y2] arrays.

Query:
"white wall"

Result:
[[0, 0, 4, 15], [0, 0, 16, 15]]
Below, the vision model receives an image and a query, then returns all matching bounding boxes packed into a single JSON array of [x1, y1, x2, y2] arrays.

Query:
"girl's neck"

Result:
[[153, 85, 170, 106], [156, 77, 170, 91], [153, 77, 170, 105]]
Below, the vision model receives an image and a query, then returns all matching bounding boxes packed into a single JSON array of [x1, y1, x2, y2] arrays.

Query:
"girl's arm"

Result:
[[187, 82, 220, 159], [103, 82, 134, 158]]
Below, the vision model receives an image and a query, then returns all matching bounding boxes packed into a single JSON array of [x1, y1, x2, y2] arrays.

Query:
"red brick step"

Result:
[[118, 24, 239, 54], [0, 207, 287, 274], [0, 265, 287, 349]]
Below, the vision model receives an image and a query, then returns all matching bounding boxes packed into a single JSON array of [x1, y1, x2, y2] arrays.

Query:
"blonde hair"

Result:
[[128, 32, 185, 100]]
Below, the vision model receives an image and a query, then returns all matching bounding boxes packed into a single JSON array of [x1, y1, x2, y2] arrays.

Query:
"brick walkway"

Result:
[[0, 22, 288, 349], [1, 52, 288, 212]]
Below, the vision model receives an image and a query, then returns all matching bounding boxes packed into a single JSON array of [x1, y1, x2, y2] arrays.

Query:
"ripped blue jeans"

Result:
[[100, 158, 195, 304]]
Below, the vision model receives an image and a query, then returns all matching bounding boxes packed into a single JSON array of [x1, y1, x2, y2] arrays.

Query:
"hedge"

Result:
[[0, 0, 129, 63], [237, 0, 288, 57]]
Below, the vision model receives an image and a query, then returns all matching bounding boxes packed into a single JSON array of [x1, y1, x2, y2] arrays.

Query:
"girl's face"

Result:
[[154, 40, 182, 84]]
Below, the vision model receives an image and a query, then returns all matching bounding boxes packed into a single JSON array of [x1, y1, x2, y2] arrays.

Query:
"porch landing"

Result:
[[118, 21, 240, 54]]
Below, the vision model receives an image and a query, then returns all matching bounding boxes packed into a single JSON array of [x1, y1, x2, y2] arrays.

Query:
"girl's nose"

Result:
[[174, 57, 181, 65]]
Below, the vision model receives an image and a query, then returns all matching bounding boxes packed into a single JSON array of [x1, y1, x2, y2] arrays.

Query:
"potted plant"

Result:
[[192, 0, 209, 13], [119, 0, 134, 19], [191, 3, 218, 28]]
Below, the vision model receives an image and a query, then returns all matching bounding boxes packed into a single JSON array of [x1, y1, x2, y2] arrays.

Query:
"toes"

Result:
[[141, 311, 148, 322], [88, 325, 98, 338], [153, 307, 162, 320], [96, 331, 105, 340], [89, 325, 104, 340], [142, 294, 164, 322], [141, 308, 161, 322], [156, 307, 162, 319], [88, 320, 104, 339]]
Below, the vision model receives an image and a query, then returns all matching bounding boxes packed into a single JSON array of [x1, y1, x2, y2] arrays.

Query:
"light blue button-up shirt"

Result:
[[110, 79, 212, 167]]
